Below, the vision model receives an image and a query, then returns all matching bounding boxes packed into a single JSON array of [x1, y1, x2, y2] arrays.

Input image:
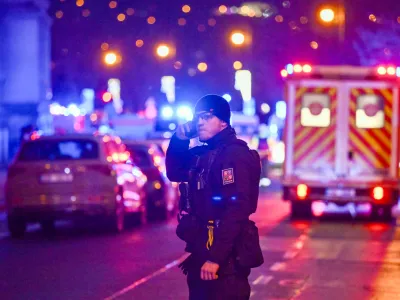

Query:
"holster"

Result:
[[234, 220, 264, 269], [176, 213, 201, 245]]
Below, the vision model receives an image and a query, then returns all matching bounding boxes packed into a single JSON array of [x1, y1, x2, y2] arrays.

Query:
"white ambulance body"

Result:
[[281, 64, 399, 220]]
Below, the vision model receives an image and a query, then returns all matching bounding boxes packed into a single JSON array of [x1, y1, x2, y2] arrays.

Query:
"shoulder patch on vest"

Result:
[[222, 168, 234, 185]]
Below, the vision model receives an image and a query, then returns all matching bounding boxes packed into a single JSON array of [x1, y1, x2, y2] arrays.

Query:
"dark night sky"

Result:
[[48, 0, 400, 114]]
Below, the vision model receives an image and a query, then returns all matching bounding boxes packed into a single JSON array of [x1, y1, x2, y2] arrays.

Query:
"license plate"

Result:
[[40, 173, 74, 183], [326, 188, 355, 198]]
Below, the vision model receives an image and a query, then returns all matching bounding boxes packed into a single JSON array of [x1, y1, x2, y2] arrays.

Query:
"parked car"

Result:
[[5, 133, 147, 237], [124, 141, 179, 220]]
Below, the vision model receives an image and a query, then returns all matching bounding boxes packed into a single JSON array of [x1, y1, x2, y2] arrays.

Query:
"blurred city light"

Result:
[[369, 14, 377, 22], [222, 94, 232, 102], [161, 106, 174, 119], [147, 16, 156, 24], [261, 103, 270, 114], [182, 5, 191, 13], [56, 11, 63, 19], [104, 52, 118, 65], [280, 69, 288, 77], [208, 18, 217, 26], [319, 8, 335, 23], [102, 92, 112, 102], [231, 32, 245, 45], [161, 76, 175, 103], [219, 5, 228, 14], [310, 41, 319, 49], [178, 18, 186, 26], [76, 0, 84, 7], [117, 13, 126, 22], [126, 8, 134, 16], [233, 61, 243, 70], [174, 61, 182, 69], [101, 42, 109, 51], [177, 106, 193, 121], [197, 62, 208, 72], [275, 15, 284, 22], [109, 1, 117, 9], [276, 101, 286, 119], [156, 45, 170, 58], [136, 39, 144, 47]]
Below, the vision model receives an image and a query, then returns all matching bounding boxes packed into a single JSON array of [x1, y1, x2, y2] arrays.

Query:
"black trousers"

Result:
[[186, 259, 251, 300]]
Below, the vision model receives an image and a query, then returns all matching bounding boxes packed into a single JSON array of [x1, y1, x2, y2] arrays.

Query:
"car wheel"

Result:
[[8, 216, 27, 238], [290, 201, 312, 220], [371, 205, 394, 223]]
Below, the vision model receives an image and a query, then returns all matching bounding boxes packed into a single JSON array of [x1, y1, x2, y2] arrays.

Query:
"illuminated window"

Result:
[[356, 94, 384, 129], [300, 93, 331, 127]]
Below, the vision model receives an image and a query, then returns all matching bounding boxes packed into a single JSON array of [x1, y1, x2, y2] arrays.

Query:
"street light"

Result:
[[104, 52, 118, 65], [156, 44, 170, 58], [319, 8, 335, 23], [231, 32, 245, 46]]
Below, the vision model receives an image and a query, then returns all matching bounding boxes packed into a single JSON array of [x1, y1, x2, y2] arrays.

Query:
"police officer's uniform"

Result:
[[166, 95, 262, 300]]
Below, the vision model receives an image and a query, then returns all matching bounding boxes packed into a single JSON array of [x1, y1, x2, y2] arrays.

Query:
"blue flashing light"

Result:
[[212, 196, 222, 201], [396, 67, 400, 77], [286, 64, 294, 75], [276, 101, 286, 119]]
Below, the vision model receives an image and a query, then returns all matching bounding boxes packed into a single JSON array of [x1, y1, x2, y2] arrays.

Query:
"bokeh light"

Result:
[[300, 16, 308, 24], [188, 68, 196, 76], [147, 16, 156, 24], [208, 18, 216, 27], [310, 41, 319, 49], [182, 5, 191, 13], [319, 8, 335, 23], [117, 13, 126, 22], [82, 9, 90, 17], [174, 61, 182, 69], [101, 42, 109, 51], [135, 40, 144, 48], [231, 32, 245, 45], [178, 18, 186, 26], [275, 15, 284, 22], [369, 14, 377, 22], [126, 8, 134, 16], [197, 24, 206, 32], [76, 0, 84, 7], [109, 1, 117, 9], [104, 52, 117, 65], [233, 61, 242, 70], [197, 62, 208, 72], [219, 5, 228, 14], [55, 11, 63, 19], [156, 45, 170, 58]]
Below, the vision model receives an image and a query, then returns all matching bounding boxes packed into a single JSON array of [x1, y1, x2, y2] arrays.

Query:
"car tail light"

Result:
[[372, 186, 384, 200], [296, 184, 308, 199]]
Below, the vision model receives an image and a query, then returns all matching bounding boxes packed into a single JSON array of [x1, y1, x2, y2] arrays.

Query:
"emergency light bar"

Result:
[[281, 64, 400, 79]]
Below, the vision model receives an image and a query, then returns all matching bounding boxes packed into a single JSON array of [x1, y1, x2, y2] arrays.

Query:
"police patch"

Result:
[[222, 168, 234, 185]]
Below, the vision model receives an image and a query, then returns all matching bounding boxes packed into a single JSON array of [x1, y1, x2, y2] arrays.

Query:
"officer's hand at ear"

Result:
[[176, 122, 197, 140], [201, 261, 219, 280]]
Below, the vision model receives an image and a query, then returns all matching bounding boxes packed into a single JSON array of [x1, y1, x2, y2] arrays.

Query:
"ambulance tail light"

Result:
[[296, 184, 309, 199], [372, 186, 384, 201]]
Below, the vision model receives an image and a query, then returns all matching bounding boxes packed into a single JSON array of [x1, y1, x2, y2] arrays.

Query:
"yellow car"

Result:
[[5, 133, 147, 237]]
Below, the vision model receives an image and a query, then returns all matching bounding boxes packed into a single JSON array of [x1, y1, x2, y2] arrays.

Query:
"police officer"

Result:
[[166, 95, 262, 300]]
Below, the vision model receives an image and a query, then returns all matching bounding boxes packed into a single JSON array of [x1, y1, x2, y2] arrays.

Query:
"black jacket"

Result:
[[166, 127, 261, 266]]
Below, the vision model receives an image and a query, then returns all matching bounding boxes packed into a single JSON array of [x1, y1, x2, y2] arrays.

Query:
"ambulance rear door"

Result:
[[286, 80, 340, 181], [340, 81, 399, 180]]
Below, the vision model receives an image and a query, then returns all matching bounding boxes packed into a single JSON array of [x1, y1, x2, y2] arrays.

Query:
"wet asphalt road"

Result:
[[1, 187, 400, 300]]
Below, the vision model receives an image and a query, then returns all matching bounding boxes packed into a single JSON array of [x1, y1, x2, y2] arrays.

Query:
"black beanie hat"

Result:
[[194, 94, 231, 124]]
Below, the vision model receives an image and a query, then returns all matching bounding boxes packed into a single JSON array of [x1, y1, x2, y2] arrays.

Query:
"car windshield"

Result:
[[126, 146, 153, 168], [18, 139, 99, 161]]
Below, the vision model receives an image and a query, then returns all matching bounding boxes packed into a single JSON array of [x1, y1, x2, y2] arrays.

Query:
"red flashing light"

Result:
[[281, 69, 288, 77], [377, 66, 387, 75], [296, 184, 308, 199], [372, 186, 384, 201]]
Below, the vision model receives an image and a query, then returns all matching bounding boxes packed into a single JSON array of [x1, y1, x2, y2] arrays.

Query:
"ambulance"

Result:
[[281, 64, 399, 221]]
